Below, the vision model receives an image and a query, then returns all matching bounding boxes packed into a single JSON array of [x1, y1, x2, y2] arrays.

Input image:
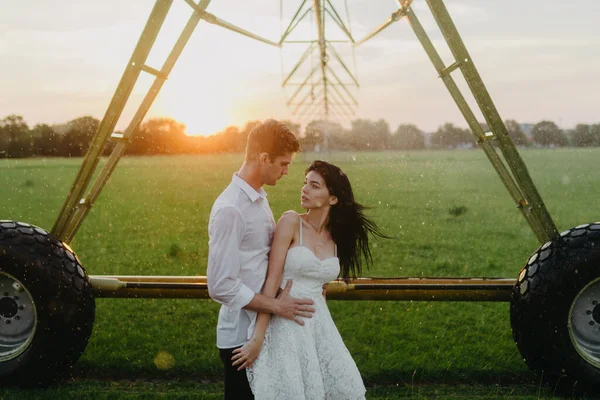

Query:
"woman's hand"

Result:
[[231, 337, 263, 371]]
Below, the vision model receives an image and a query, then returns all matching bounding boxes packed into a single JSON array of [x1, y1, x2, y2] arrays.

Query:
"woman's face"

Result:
[[301, 170, 336, 209]]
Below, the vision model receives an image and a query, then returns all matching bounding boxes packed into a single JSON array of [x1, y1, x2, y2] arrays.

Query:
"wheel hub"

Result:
[[593, 304, 600, 324], [0, 297, 18, 319], [0, 274, 36, 361], [569, 277, 600, 368]]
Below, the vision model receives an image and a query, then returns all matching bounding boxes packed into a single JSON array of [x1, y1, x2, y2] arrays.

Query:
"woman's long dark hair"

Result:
[[305, 160, 387, 282]]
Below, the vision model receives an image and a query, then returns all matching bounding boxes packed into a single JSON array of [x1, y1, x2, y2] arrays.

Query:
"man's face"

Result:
[[262, 152, 293, 186]]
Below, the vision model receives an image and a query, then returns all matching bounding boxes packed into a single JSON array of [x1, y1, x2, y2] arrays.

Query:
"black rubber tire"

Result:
[[510, 222, 600, 393], [0, 220, 95, 386]]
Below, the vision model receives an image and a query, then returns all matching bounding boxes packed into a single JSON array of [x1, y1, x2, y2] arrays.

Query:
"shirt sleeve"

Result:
[[207, 205, 256, 310]]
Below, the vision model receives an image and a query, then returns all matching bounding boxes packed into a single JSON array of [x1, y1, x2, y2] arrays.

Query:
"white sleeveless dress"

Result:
[[247, 215, 366, 400]]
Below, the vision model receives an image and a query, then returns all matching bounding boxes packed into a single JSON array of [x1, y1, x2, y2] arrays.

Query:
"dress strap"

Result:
[[298, 213, 303, 246]]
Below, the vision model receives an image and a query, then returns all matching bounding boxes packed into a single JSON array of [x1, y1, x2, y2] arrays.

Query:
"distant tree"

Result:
[[68, 116, 99, 137], [348, 119, 391, 150], [61, 116, 100, 157], [570, 124, 600, 147], [504, 119, 530, 146], [62, 129, 89, 157], [302, 120, 325, 151], [128, 118, 186, 155], [470, 120, 530, 147], [430, 123, 474, 149], [370, 119, 392, 150], [219, 126, 243, 152], [327, 125, 352, 151], [184, 119, 300, 155], [592, 124, 600, 146], [531, 120, 568, 147], [0, 115, 33, 158], [391, 124, 425, 150], [302, 120, 345, 151], [347, 119, 368, 150], [32, 124, 60, 156]]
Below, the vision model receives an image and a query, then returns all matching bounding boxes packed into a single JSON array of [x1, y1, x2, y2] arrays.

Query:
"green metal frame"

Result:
[[50, 0, 558, 300], [352, 0, 557, 243], [51, 0, 280, 244], [279, 0, 359, 123]]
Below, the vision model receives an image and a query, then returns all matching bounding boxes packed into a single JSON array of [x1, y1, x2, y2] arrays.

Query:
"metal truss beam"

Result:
[[53, 0, 283, 243]]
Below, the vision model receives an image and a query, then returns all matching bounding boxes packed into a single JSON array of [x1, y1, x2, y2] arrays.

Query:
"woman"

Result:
[[232, 160, 386, 399]]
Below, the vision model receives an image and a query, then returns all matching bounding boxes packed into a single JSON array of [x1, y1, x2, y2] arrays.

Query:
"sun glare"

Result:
[[142, 3, 284, 137], [157, 87, 237, 136], [174, 104, 233, 137]]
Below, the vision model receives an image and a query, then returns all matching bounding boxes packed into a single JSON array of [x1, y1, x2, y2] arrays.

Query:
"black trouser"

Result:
[[219, 346, 254, 400]]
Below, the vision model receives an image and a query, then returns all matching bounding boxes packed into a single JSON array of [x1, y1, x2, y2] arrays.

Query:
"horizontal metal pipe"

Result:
[[90, 276, 514, 301]]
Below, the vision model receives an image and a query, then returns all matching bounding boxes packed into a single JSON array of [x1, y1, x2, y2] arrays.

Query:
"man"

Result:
[[207, 119, 315, 399]]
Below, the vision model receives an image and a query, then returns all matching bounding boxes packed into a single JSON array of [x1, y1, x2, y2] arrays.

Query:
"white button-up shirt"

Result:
[[207, 173, 276, 349]]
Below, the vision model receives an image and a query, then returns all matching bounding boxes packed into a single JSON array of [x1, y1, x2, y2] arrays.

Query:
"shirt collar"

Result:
[[232, 173, 267, 202]]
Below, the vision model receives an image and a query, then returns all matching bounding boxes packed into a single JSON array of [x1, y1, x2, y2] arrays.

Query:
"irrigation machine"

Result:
[[2, 0, 600, 392]]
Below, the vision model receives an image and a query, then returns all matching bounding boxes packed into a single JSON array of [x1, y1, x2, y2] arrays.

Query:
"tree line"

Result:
[[1, 114, 599, 158]]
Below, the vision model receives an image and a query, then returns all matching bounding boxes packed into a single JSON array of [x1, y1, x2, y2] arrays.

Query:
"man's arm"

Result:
[[243, 212, 313, 322], [207, 206, 314, 318], [242, 291, 281, 314], [232, 212, 313, 370], [243, 280, 315, 319], [207, 206, 255, 310]]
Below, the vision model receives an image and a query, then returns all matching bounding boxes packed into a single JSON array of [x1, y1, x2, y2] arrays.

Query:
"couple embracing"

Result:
[[207, 119, 385, 399]]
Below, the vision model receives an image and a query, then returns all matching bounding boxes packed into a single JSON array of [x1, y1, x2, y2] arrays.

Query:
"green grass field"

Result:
[[0, 149, 599, 399]]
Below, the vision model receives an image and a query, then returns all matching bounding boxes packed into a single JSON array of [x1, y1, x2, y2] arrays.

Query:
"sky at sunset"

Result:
[[1, 0, 599, 136]]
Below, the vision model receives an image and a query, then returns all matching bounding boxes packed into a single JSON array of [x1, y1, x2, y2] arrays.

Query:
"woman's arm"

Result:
[[232, 211, 299, 370], [248, 212, 298, 340]]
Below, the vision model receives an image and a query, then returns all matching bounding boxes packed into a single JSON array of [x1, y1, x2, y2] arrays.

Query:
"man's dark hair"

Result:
[[245, 119, 300, 161]]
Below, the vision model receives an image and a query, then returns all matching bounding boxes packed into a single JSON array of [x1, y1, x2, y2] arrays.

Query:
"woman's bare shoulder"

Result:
[[273, 211, 301, 241], [277, 210, 301, 227]]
